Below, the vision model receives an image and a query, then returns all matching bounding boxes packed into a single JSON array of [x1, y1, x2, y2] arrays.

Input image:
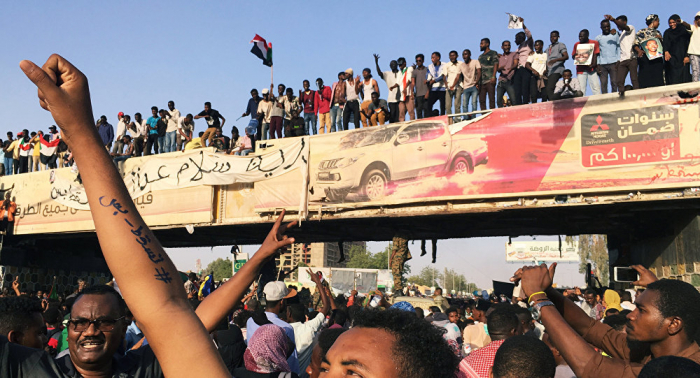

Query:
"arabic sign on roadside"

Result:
[[506, 241, 579, 262]]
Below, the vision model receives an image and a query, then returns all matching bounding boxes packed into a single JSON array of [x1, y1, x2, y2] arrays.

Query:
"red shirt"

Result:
[[457, 339, 506, 378], [317, 86, 332, 114], [299, 90, 318, 115], [573, 40, 600, 74]]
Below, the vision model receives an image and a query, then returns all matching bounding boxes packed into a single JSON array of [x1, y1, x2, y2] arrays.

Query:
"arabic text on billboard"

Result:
[[505, 241, 579, 262]]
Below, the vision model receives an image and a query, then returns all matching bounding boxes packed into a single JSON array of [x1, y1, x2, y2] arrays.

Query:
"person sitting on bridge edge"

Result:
[[13, 53, 298, 377], [512, 263, 700, 378], [390, 233, 412, 296]]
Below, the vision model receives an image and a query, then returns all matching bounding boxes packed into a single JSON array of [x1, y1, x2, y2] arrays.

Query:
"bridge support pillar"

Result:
[[608, 213, 700, 289]]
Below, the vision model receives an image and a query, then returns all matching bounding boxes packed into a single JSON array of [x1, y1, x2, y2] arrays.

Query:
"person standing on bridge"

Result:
[[195, 101, 226, 148], [390, 233, 412, 296]]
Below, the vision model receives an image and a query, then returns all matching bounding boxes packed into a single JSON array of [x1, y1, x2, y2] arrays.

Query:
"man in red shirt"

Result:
[[299, 80, 319, 135], [315, 78, 332, 134], [573, 29, 602, 95], [457, 305, 520, 378]]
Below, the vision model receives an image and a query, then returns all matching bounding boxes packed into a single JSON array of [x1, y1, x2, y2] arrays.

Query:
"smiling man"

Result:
[[319, 308, 458, 378], [513, 264, 700, 378], [60, 285, 162, 377]]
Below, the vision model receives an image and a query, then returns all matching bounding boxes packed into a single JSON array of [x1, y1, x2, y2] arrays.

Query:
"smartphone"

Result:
[[614, 267, 639, 282]]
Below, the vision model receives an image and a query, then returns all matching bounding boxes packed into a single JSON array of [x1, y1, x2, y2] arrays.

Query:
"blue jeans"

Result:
[[329, 105, 343, 132], [304, 113, 317, 135], [158, 135, 166, 153], [577, 71, 601, 95], [3, 157, 12, 175], [236, 149, 252, 156], [164, 131, 177, 152], [461, 86, 478, 119], [497, 80, 516, 108]]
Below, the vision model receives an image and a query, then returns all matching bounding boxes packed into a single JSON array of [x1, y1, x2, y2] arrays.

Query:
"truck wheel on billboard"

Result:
[[451, 156, 474, 175], [362, 169, 388, 200]]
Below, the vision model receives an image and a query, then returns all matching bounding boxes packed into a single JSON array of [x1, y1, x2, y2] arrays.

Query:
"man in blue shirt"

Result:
[[246, 281, 300, 374], [145, 106, 160, 155], [596, 19, 621, 94], [96, 115, 114, 150]]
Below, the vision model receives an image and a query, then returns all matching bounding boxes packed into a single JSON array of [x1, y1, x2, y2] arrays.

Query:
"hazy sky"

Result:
[[2, 1, 695, 289]]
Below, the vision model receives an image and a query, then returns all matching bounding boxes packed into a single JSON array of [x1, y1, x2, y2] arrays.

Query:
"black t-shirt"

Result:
[[3, 140, 12, 159], [156, 119, 168, 137], [0, 336, 163, 378], [197, 109, 222, 129]]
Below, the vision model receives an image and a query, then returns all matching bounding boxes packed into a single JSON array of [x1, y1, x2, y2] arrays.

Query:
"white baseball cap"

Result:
[[263, 281, 297, 301]]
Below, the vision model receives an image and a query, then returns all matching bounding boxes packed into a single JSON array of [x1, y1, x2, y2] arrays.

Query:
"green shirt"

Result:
[[478, 50, 500, 84]]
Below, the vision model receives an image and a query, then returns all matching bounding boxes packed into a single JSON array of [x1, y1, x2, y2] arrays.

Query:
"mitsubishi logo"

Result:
[[590, 115, 609, 132]]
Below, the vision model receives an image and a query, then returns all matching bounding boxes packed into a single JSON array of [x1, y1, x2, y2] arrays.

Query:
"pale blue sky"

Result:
[[2, 1, 696, 289]]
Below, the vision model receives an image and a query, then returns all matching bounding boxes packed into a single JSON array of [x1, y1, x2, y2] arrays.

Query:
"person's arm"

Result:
[[373, 80, 380, 98], [308, 269, 331, 316], [517, 264, 635, 378], [193, 112, 204, 119], [195, 212, 295, 331], [12, 277, 20, 296], [521, 18, 533, 46], [605, 15, 630, 32], [374, 54, 384, 80], [20, 54, 230, 378], [218, 113, 225, 128], [324, 285, 337, 311], [491, 61, 499, 83], [526, 60, 538, 76]]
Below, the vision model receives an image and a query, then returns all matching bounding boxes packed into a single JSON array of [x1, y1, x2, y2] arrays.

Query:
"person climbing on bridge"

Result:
[[390, 233, 412, 296]]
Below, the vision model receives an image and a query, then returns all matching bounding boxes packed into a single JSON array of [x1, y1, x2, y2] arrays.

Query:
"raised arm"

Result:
[[20, 54, 230, 378], [605, 15, 630, 32], [196, 211, 296, 331], [374, 54, 384, 80], [308, 269, 331, 316]]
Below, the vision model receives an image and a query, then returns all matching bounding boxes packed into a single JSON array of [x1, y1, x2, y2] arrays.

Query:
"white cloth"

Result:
[[444, 61, 464, 89], [527, 52, 548, 75], [167, 109, 180, 133], [290, 312, 326, 374], [397, 67, 414, 101], [621, 301, 636, 311], [689, 20, 700, 55], [130, 119, 148, 138], [177, 117, 194, 136], [619, 25, 637, 61], [427, 62, 447, 90], [554, 77, 582, 96], [116, 119, 127, 139], [345, 81, 359, 102], [382, 70, 400, 103]]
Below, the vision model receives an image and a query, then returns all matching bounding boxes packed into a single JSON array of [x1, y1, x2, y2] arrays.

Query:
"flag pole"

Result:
[[271, 64, 274, 91]]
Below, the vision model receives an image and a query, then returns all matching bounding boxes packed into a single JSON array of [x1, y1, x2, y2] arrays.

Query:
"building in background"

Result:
[[277, 242, 366, 281]]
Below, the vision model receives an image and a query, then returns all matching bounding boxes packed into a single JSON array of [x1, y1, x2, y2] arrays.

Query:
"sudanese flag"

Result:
[[250, 34, 273, 67]]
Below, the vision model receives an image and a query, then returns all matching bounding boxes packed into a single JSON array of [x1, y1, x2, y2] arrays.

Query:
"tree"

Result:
[[346, 244, 389, 269], [577, 235, 609, 287], [407, 266, 443, 288], [205, 258, 233, 281]]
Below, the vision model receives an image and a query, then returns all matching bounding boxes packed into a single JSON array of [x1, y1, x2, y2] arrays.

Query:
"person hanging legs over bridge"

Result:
[[390, 233, 411, 296], [10, 54, 298, 377]]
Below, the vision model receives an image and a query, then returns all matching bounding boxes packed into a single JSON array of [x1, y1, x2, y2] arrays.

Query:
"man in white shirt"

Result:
[[112, 111, 127, 155], [605, 14, 639, 94], [166, 101, 181, 153], [444, 50, 464, 117], [396, 57, 415, 122], [689, 11, 700, 82], [129, 112, 148, 156], [526, 40, 549, 103], [177, 114, 195, 150], [256, 88, 274, 140], [374, 54, 400, 123], [460, 49, 482, 120], [290, 270, 331, 377], [552, 69, 584, 99], [427, 51, 447, 116]]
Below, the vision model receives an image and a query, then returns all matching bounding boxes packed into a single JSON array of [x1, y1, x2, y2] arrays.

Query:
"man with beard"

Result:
[[513, 263, 700, 378]]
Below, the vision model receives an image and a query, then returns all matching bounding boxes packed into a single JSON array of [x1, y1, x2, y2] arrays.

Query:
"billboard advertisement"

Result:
[[254, 83, 700, 211], [505, 241, 580, 262]]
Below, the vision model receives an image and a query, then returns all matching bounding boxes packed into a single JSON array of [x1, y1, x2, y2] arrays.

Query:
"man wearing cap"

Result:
[[256, 88, 273, 140], [246, 281, 300, 374], [111, 112, 127, 155]]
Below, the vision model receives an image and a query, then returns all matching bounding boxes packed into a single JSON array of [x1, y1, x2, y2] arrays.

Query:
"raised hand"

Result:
[[257, 210, 297, 260], [631, 265, 658, 287], [20, 55, 95, 144], [373, 53, 380, 62]]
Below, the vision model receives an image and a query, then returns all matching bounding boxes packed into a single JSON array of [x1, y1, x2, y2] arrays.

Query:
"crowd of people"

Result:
[[2, 9, 700, 378], [2, 12, 698, 177]]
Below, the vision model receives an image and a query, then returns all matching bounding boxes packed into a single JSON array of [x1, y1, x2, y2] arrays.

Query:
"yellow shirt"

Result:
[[7, 140, 20, 160], [184, 137, 202, 150], [33, 140, 41, 157]]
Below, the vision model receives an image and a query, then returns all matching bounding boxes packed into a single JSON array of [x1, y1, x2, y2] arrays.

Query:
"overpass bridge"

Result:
[[2, 83, 700, 286]]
